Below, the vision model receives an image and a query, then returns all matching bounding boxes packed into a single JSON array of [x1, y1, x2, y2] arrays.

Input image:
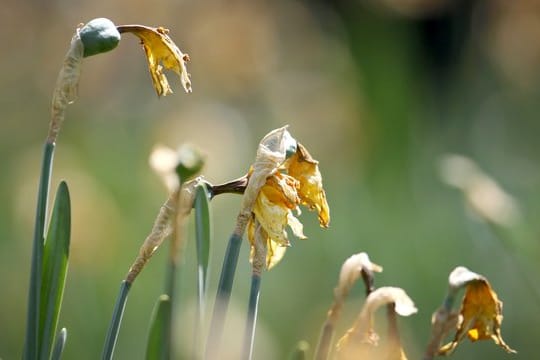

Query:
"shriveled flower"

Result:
[[118, 25, 192, 96], [439, 276, 516, 355], [246, 129, 330, 270], [336, 287, 417, 360], [285, 143, 330, 227]]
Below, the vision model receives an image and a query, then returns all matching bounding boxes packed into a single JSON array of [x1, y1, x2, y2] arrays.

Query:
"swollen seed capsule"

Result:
[[79, 18, 121, 57]]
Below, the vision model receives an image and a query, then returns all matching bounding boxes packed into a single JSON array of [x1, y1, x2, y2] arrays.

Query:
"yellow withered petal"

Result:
[[439, 279, 516, 355], [253, 186, 290, 246], [286, 143, 330, 227], [247, 217, 287, 270], [119, 25, 192, 96], [253, 173, 303, 246], [261, 173, 300, 210]]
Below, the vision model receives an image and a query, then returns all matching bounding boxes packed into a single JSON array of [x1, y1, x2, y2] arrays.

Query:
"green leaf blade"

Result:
[[39, 181, 71, 360], [194, 184, 211, 358], [145, 295, 171, 360], [194, 184, 211, 297], [102, 281, 131, 360], [24, 141, 55, 360]]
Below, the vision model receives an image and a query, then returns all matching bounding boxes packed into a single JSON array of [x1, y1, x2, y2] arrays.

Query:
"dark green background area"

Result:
[[1, 0, 539, 359]]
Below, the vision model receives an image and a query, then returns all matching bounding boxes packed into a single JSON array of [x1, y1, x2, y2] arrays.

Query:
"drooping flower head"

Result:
[[438, 268, 516, 355], [118, 25, 192, 96], [336, 287, 417, 360], [246, 127, 330, 270]]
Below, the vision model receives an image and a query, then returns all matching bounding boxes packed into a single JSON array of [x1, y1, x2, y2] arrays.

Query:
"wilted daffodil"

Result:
[[438, 271, 516, 355], [118, 25, 192, 96], [336, 287, 417, 360], [246, 128, 330, 270]]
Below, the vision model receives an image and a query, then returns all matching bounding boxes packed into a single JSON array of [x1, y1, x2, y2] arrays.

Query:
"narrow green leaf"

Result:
[[194, 184, 211, 303], [39, 181, 71, 360], [51, 328, 67, 360], [102, 280, 132, 360], [24, 141, 55, 360], [145, 295, 171, 360]]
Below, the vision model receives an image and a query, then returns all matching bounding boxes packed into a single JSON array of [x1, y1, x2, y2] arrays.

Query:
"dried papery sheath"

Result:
[[249, 220, 268, 276], [48, 18, 123, 143], [125, 189, 179, 283], [48, 27, 84, 143]]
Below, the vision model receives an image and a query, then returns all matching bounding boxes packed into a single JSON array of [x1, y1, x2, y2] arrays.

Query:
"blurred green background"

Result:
[[1, 0, 539, 359]]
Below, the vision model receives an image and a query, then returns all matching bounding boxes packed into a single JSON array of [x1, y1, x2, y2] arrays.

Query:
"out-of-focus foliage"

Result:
[[1, 0, 539, 359]]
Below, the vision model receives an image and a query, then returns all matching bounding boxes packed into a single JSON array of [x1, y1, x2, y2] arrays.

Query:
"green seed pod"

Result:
[[79, 18, 121, 57]]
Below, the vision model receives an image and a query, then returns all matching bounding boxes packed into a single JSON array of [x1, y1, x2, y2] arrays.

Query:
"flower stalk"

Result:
[[242, 222, 267, 360]]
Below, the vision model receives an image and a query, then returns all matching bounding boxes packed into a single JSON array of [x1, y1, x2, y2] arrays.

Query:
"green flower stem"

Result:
[[242, 274, 262, 360], [206, 233, 243, 358], [102, 280, 132, 360], [24, 141, 55, 360]]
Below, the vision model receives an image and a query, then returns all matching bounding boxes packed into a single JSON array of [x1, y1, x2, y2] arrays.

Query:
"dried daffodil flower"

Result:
[[246, 128, 330, 270], [118, 25, 192, 96], [314, 253, 383, 360], [438, 268, 516, 355], [336, 287, 417, 360]]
